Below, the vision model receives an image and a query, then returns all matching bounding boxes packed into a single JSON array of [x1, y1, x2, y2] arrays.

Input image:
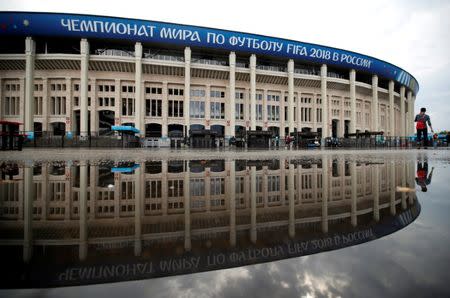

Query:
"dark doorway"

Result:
[[34, 122, 43, 137], [332, 120, 338, 138], [344, 120, 350, 138], [145, 123, 162, 138], [51, 122, 66, 136], [168, 124, 184, 148], [74, 110, 91, 136], [98, 110, 115, 135]]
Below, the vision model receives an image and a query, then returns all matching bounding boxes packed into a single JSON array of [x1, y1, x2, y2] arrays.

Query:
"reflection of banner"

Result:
[[0, 12, 418, 94], [2, 203, 420, 288]]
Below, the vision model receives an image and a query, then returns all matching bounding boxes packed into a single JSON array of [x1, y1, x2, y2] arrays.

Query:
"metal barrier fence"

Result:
[[23, 131, 140, 148], [324, 136, 449, 148], [20, 131, 450, 149]]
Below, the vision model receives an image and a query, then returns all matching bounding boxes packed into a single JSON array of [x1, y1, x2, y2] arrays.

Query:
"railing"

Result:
[[327, 72, 346, 79], [256, 65, 286, 72], [144, 53, 184, 62], [192, 58, 227, 66], [94, 49, 135, 57], [235, 62, 247, 68], [294, 68, 320, 76]]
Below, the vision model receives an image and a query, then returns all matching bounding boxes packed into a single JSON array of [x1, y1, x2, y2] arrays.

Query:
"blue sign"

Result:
[[0, 12, 419, 94]]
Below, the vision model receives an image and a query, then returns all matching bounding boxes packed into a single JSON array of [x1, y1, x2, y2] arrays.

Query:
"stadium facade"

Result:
[[0, 12, 419, 145]]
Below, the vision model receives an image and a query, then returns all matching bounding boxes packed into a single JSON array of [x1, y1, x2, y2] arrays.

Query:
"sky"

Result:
[[0, 0, 449, 130]]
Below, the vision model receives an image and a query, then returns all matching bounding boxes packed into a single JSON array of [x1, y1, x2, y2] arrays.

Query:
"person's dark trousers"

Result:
[[417, 128, 428, 147], [417, 162, 428, 173]]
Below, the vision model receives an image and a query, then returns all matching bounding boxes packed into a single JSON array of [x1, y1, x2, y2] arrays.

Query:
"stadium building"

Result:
[[0, 12, 419, 146]]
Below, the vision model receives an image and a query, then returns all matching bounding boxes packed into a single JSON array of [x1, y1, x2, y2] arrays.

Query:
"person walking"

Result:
[[414, 107, 433, 148]]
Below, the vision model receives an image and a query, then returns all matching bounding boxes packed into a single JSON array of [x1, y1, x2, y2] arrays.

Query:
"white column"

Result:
[[228, 52, 236, 138], [229, 160, 236, 246], [80, 39, 89, 137], [65, 77, 72, 134], [184, 162, 191, 251], [134, 164, 142, 256], [373, 164, 380, 222], [280, 91, 285, 139], [350, 161, 357, 227], [407, 91, 413, 136], [389, 161, 396, 215], [400, 86, 406, 137], [162, 81, 168, 138], [24, 37, 35, 138], [288, 60, 295, 134], [250, 54, 257, 130], [23, 163, 34, 263], [79, 161, 88, 261], [263, 89, 268, 131], [321, 64, 329, 140], [372, 75, 379, 132], [250, 166, 257, 243], [89, 78, 97, 133], [184, 47, 191, 137], [322, 155, 329, 233], [389, 81, 395, 136], [134, 42, 144, 136], [288, 163, 295, 238], [0, 78, 2, 119], [205, 85, 211, 129], [349, 69, 356, 134], [411, 95, 416, 135]]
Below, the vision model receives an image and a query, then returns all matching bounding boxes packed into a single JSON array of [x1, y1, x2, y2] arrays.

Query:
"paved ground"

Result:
[[1, 147, 450, 162]]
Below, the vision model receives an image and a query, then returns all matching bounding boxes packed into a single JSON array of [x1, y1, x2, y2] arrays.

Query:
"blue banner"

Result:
[[0, 12, 419, 94]]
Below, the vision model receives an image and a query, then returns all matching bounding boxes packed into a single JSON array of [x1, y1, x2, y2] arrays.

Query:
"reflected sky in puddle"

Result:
[[0, 150, 449, 297]]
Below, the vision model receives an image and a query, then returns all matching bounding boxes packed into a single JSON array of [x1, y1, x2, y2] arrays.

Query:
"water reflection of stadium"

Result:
[[0, 157, 419, 287]]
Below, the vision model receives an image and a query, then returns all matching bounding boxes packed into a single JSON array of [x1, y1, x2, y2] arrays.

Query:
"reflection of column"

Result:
[[350, 161, 357, 227], [401, 160, 407, 209], [322, 155, 329, 233], [79, 161, 88, 261], [134, 164, 143, 256], [161, 161, 168, 215], [250, 55, 257, 130], [263, 166, 268, 206], [390, 161, 396, 215], [250, 166, 257, 243], [23, 164, 34, 263], [89, 164, 97, 219], [229, 160, 236, 247], [184, 162, 191, 251], [288, 164, 295, 238], [407, 160, 415, 204], [373, 164, 380, 222]]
